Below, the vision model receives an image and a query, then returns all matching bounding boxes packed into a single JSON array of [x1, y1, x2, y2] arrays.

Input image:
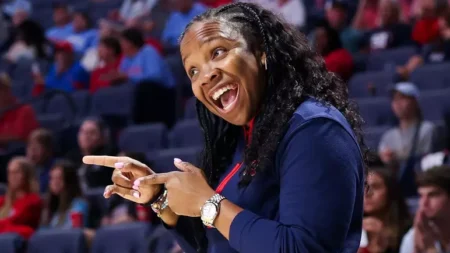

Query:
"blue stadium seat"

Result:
[[348, 71, 395, 98], [169, 120, 203, 148], [355, 97, 395, 126], [90, 85, 135, 121], [37, 113, 65, 132], [184, 96, 197, 119], [119, 123, 168, 152], [366, 46, 416, 71], [149, 147, 202, 173], [0, 233, 24, 253], [410, 63, 450, 91], [420, 89, 450, 122], [91, 222, 151, 253], [363, 125, 391, 151], [0, 183, 6, 195], [44, 91, 90, 121], [27, 229, 87, 253]]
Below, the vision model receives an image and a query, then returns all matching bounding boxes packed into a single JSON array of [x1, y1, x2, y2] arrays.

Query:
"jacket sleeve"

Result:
[[228, 118, 363, 252]]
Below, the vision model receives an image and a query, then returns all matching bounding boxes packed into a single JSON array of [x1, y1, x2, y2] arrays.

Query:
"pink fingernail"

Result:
[[174, 158, 182, 164], [132, 185, 139, 190], [133, 191, 140, 198], [114, 162, 124, 169], [134, 180, 140, 186]]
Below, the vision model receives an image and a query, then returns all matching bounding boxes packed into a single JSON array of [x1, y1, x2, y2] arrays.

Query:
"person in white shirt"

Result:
[[239, 0, 306, 28], [399, 166, 450, 253]]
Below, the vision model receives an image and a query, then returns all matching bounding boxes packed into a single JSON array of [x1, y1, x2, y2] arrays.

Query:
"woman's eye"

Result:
[[212, 48, 226, 59], [189, 68, 199, 77]]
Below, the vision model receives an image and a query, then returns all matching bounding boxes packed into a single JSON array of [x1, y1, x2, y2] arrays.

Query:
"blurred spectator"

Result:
[[33, 42, 90, 95], [65, 117, 116, 190], [40, 160, 88, 229], [199, 0, 232, 8], [360, 0, 413, 52], [3, 0, 31, 18], [0, 73, 39, 151], [353, 0, 380, 30], [65, 12, 97, 54], [239, 0, 306, 29], [361, 167, 411, 253], [313, 20, 354, 81], [397, 9, 450, 80], [117, 0, 157, 27], [0, 157, 41, 239], [399, 166, 450, 253], [46, 3, 73, 42], [411, 0, 440, 46], [116, 28, 175, 86], [325, 0, 362, 53], [378, 83, 435, 166], [161, 0, 207, 50], [89, 37, 122, 93], [26, 129, 55, 193], [26, 129, 55, 192], [4, 20, 49, 63]]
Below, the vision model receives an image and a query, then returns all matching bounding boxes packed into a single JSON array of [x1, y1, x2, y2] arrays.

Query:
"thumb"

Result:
[[173, 158, 197, 172]]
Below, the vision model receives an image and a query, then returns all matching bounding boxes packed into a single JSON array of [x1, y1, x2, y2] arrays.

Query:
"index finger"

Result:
[[83, 156, 146, 168], [135, 173, 172, 187]]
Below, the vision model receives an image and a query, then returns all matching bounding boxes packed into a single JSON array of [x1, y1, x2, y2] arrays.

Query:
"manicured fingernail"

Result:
[[134, 180, 140, 186], [132, 185, 139, 190], [114, 162, 124, 169], [174, 158, 182, 164], [133, 191, 140, 198]]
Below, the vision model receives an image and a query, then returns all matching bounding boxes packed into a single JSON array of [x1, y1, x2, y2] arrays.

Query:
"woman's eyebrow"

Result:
[[182, 36, 235, 64]]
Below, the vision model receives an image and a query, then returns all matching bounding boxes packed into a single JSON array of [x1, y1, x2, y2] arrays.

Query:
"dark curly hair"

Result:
[[180, 2, 368, 251]]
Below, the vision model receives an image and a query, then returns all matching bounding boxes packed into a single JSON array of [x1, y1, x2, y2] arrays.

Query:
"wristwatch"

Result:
[[200, 193, 226, 228]]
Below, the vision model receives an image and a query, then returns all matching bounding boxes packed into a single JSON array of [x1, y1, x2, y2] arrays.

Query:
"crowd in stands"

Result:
[[0, 0, 449, 252]]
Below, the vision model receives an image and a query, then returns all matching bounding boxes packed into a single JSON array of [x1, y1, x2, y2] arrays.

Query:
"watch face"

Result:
[[201, 202, 218, 221]]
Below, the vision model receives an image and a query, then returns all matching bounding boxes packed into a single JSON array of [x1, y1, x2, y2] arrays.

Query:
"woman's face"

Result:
[[78, 120, 103, 153], [26, 140, 48, 165], [180, 21, 266, 126], [364, 172, 388, 214], [7, 160, 25, 191], [391, 92, 417, 120], [119, 38, 136, 57], [49, 167, 64, 195]]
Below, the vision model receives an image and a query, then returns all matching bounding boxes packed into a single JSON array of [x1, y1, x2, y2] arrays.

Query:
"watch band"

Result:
[[201, 193, 226, 228]]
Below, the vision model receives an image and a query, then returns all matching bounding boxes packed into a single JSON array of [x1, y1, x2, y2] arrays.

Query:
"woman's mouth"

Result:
[[211, 83, 239, 113]]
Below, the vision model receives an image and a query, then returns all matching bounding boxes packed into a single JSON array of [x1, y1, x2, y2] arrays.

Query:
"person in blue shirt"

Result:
[[65, 12, 97, 54], [161, 0, 207, 49], [41, 42, 89, 92], [114, 28, 175, 87], [83, 3, 366, 253], [40, 160, 89, 229], [46, 3, 73, 42]]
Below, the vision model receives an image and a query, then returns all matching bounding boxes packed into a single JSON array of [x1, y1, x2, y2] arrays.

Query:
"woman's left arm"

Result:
[[217, 118, 364, 252]]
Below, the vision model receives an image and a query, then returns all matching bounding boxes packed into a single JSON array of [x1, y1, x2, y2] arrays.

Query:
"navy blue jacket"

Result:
[[169, 98, 365, 253]]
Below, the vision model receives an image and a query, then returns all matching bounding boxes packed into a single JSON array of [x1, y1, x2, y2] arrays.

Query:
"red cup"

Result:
[[70, 212, 83, 228]]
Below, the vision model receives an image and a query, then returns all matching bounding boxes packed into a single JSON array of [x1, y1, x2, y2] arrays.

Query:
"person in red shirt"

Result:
[[199, 0, 232, 8], [89, 37, 122, 93], [313, 20, 354, 81], [0, 157, 42, 239], [0, 73, 39, 151], [412, 0, 440, 45]]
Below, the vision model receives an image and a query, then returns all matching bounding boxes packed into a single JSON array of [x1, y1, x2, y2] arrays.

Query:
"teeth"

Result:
[[212, 85, 236, 100]]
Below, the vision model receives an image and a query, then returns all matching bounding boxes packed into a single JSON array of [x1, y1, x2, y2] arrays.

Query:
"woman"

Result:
[[84, 3, 366, 253], [313, 20, 354, 81], [360, 167, 411, 253], [40, 160, 88, 228], [0, 157, 41, 239], [66, 117, 116, 190], [4, 19, 49, 63]]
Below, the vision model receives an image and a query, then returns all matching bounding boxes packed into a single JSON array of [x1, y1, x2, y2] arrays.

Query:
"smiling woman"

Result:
[[83, 2, 368, 253]]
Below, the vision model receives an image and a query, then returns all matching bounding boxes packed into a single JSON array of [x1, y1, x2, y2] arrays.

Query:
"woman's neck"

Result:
[[399, 117, 418, 130]]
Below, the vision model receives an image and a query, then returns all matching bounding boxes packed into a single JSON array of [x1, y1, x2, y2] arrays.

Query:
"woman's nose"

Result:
[[202, 69, 221, 86]]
